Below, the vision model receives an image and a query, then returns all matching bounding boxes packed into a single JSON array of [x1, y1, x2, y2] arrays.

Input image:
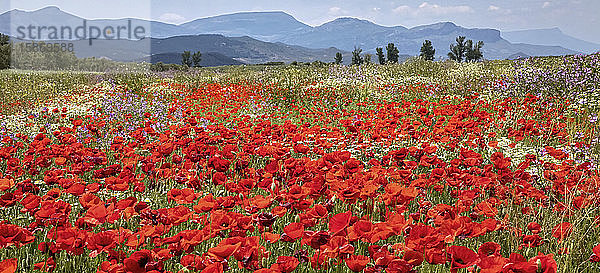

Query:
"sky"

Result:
[[3, 0, 600, 44]]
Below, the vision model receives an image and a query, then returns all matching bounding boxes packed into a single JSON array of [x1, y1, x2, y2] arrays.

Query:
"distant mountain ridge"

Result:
[[502, 28, 600, 54], [180, 11, 311, 42], [9, 34, 352, 65], [0, 6, 590, 61]]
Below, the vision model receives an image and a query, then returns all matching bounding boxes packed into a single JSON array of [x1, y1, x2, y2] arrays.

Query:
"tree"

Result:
[[351, 47, 363, 65], [0, 33, 10, 70], [364, 54, 372, 64], [448, 36, 467, 63], [152, 62, 166, 72], [386, 43, 399, 63], [448, 36, 484, 62], [192, 51, 202, 67], [465, 40, 484, 62], [420, 40, 435, 61], [181, 51, 192, 67], [376, 47, 386, 64], [334, 52, 343, 64]]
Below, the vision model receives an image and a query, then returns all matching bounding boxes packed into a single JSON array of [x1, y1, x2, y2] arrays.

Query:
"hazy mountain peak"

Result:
[[503, 27, 600, 53], [331, 17, 368, 22], [183, 11, 306, 24], [324, 17, 379, 26], [37, 6, 62, 12], [550, 27, 562, 33], [231, 11, 293, 16], [317, 17, 389, 32], [179, 11, 310, 42], [427, 21, 457, 28], [11, 5, 68, 16], [410, 21, 457, 31]]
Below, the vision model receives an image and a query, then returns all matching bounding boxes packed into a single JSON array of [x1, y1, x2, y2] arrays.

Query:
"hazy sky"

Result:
[[3, 0, 600, 44]]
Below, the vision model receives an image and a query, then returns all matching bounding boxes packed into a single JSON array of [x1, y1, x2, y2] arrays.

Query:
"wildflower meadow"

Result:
[[0, 55, 599, 273]]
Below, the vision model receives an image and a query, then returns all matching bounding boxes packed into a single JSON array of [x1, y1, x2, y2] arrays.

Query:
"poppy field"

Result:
[[1, 55, 600, 273]]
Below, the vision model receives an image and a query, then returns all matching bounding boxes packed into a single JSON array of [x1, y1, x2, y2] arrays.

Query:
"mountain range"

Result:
[[502, 28, 600, 54], [9, 35, 351, 66], [2, 6, 598, 65]]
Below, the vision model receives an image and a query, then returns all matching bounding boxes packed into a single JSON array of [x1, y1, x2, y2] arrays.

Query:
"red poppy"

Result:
[[124, 249, 153, 273], [447, 245, 478, 273], [345, 255, 370, 272], [527, 222, 542, 234], [403, 249, 424, 266], [329, 211, 352, 236], [0, 258, 17, 273], [522, 234, 544, 248], [194, 194, 218, 213], [0, 179, 14, 192], [0, 223, 35, 248], [308, 231, 330, 249], [164, 205, 192, 225], [551, 222, 573, 241], [281, 222, 304, 242], [529, 253, 557, 273], [180, 254, 205, 271], [271, 256, 300, 273], [262, 232, 280, 243], [85, 203, 109, 225], [256, 212, 278, 228], [167, 188, 197, 204], [87, 231, 117, 253], [477, 242, 506, 273], [590, 244, 600, 262], [293, 144, 310, 154], [212, 172, 227, 185], [203, 262, 224, 273], [387, 259, 414, 272], [502, 253, 537, 273], [33, 257, 56, 272], [208, 241, 241, 259]]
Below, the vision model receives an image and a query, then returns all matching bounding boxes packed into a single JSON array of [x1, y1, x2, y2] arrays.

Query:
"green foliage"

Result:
[[364, 54, 372, 64], [261, 61, 285, 66], [9, 42, 148, 72], [449, 36, 484, 62], [181, 51, 192, 67], [376, 47, 386, 65], [150, 62, 187, 72], [420, 40, 435, 61], [0, 33, 11, 70], [465, 40, 485, 62], [312, 60, 326, 67], [386, 43, 399, 63], [448, 36, 467, 62], [351, 47, 363, 65], [0, 34, 8, 45], [192, 51, 202, 67], [0, 70, 96, 114], [335, 52, 343, 64]]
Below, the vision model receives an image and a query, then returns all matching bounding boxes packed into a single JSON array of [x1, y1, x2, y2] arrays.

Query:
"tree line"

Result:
[[1, 34, 10, 70], [336, 36, 484, 65], [0, 33, 485, 70]]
